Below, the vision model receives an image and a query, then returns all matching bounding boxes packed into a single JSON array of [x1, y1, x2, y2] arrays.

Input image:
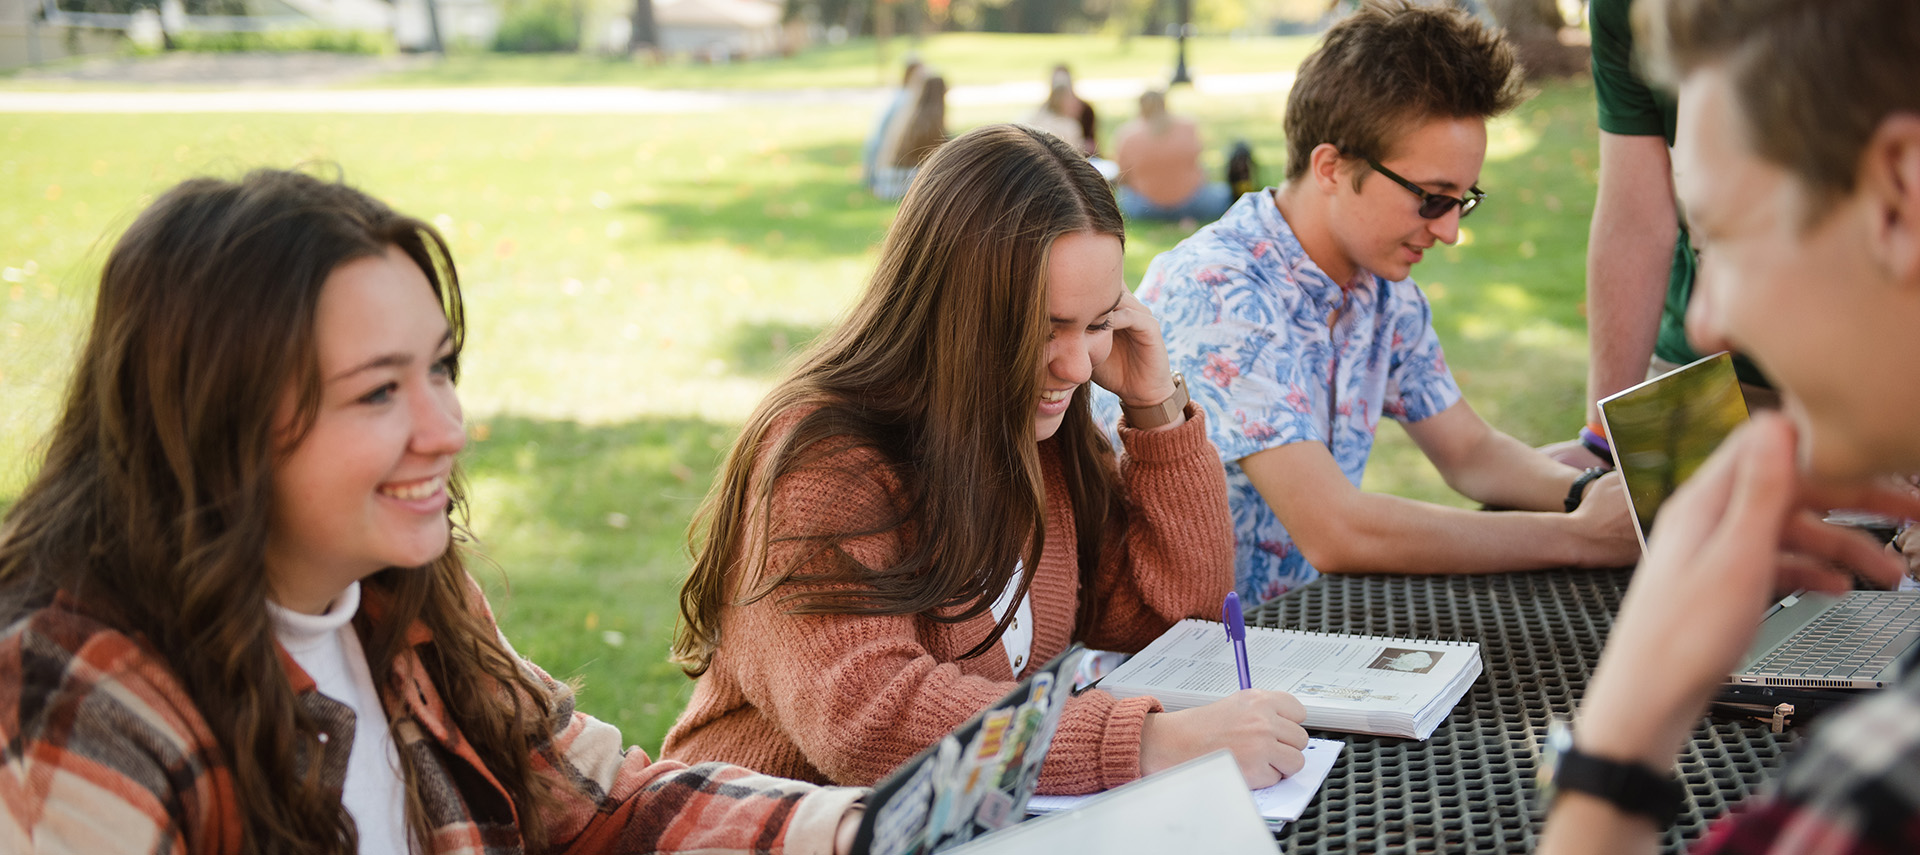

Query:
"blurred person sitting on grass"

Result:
[[664, 124, 1311, 796], [1051, 64, 1099, 157], [1099, 0, 1640, 605], [1113, 89, 1237, 227], [1023, 78, 1094, 158], [863, 54, 924, 193], [1538, 1, 1920, 853], [873, 73, 948, 201], [0, 169, 866, 855]]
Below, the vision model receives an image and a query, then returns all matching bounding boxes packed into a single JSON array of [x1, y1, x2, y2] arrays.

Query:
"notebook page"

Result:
[[1026, 737, 1344, 824]]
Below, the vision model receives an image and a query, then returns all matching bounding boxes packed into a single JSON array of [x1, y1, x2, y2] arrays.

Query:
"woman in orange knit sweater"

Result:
[[664, 125, 1310, 796]]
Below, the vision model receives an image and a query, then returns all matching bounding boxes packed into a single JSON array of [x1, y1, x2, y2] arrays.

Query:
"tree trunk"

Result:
[[628, 0, 656, 52], [1485, 0, 1586, 79], [422, 0, 445, 54]]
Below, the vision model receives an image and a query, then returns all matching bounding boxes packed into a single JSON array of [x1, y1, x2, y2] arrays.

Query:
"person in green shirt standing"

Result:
[[1545, 0, 1775, 469]]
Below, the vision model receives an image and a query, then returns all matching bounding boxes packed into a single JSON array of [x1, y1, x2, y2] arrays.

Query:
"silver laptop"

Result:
[[1599, 352, 1920, 690]]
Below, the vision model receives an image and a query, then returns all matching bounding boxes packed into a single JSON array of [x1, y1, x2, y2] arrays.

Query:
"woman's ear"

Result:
[[1865, 114, 1920, 287]]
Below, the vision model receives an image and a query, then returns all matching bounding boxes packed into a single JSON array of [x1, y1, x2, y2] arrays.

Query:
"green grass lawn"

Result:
[[0, 40, 1603, 755], [372, 33, 1319, 89]]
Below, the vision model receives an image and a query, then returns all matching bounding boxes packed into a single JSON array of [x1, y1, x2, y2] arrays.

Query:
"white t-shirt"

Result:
[[988, 562, 1036, 675], [268, 583, 410, 855]]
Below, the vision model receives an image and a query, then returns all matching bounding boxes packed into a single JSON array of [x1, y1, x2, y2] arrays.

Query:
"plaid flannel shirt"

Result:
[[1695, 662, 1920, 854], [1, 583, 863, 855]]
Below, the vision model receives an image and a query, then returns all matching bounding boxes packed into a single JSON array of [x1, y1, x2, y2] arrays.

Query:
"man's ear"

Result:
[[1307, 143, 1350, 194], [1865, 114, 1920, 287]]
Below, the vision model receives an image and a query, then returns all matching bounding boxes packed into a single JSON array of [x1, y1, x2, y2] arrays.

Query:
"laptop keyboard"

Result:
[[1748, 592, 1920, 679]]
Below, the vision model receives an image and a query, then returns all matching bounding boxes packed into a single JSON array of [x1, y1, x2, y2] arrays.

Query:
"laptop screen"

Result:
[[1597, 352, 1751, 549]]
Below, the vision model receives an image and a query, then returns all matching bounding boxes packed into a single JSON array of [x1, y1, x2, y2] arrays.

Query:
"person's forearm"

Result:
[[1539, 668, 1692, 855], [1085, 406, 1234, 649], [1538, 795, 1662, 855], [1288, 492, 1596, 575], [1585, 133, 1682, 425], [1585, 249, 1670, 426], [1442, 430, 1583, 512]]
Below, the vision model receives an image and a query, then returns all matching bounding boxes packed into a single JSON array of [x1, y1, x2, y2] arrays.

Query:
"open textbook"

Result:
[[1026, 738, 1345, 832], [1097, 619, 1482, 740]]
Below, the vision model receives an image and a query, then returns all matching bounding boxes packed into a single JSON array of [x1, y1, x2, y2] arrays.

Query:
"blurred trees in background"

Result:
[[50, 0, 248, 14], [788, 0, 1585, 78], [1485, 0, 1585, 78], [785, 0, 1329, 37]]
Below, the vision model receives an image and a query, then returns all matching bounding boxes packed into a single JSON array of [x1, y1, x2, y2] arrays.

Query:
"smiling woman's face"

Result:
[[264, 245, 467, 614], [1037, 231, 1124, 442]]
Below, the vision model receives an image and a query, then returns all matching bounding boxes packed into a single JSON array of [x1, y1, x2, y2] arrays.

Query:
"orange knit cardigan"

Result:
[[662, 404, 1234, 795]]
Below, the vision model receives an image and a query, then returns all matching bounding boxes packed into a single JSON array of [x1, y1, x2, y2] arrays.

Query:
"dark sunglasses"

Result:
[[1366, 159, 1485, 219]]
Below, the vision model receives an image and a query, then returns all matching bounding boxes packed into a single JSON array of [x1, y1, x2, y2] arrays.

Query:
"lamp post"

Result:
[[1169, 0, 1192, 85]]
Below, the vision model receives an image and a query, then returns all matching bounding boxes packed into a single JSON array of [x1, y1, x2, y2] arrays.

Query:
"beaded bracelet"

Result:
[[1579, 424, 1611, 461]]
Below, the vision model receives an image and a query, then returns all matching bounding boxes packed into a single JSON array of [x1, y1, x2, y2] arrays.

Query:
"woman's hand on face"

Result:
[[1090, 290, 1178, 409], [1138, 689, 1309, 789]]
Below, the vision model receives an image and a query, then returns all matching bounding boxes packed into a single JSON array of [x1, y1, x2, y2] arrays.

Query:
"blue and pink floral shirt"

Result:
[[1097, 189, 1462, 604]]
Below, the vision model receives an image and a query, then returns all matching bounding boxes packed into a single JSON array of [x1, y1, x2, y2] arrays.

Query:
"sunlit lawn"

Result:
[[367, 33, 1318, 89], [0, 37, 1602, 754]]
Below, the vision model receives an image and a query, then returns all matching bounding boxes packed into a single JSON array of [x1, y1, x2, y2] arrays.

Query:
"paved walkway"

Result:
[[8, 52, 431, 87], [0, 70, 1295, 113]]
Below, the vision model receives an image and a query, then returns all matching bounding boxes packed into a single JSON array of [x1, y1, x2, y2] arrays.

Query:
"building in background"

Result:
[[655, 0, 778, 61], [3, 0, 135, 68]]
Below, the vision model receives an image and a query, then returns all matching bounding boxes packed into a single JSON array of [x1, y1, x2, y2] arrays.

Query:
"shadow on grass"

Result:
[[459, 412, 741, 755], [630, 138, 895, 261]]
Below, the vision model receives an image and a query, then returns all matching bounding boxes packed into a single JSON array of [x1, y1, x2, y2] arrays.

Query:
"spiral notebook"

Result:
[[1095, 619, 1482, 740]]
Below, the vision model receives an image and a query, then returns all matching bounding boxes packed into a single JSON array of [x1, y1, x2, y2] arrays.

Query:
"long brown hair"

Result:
[[674, 125, 1127, 674], [0, 170, 558, 854]]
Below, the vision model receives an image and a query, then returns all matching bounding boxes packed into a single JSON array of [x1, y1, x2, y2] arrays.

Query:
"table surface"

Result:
[[1250, 568, 1799, 854]]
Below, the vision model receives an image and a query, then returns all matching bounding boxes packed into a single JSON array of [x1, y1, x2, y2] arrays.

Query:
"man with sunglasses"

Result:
[[1102, 0, 1639, 604]]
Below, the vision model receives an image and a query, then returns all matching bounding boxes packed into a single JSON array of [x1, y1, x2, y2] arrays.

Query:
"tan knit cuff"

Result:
[[1100, 694, 1164, 790], [781, 785, 867, 855], [1116, 402, 1212, 464]]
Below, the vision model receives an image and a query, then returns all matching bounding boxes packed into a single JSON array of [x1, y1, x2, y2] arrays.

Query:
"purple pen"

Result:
[[1223, 591, 1253, 691]]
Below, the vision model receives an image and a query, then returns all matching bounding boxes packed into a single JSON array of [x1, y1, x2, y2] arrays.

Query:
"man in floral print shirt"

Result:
[[1105, 1, 1639, 603]]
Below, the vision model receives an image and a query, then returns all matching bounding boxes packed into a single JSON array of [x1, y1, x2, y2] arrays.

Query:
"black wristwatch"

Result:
[[1538, 719, 1685, 828], [1565, 466, 1608, 513]]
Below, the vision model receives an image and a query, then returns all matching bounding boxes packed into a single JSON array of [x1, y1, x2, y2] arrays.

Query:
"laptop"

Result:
[[1598, 352, 1920, 692], [849, 645, 1084, 855]]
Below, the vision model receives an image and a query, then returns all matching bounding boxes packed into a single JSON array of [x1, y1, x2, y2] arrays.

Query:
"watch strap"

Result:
[[1122, 373, 1188, 430], [1555, 746, 1686, 828], [1566, 466, 1608, 513]]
